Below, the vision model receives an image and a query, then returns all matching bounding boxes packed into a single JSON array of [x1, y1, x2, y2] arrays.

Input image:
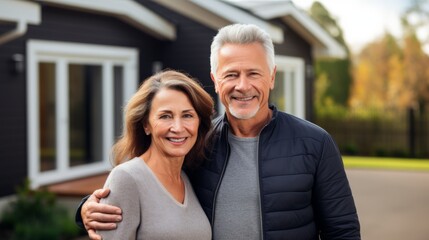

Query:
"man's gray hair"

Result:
[[210, 23, 275, 77]]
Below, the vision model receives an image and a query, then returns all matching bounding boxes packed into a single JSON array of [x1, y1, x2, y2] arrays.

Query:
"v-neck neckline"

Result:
[[138, 157, 188, 207]]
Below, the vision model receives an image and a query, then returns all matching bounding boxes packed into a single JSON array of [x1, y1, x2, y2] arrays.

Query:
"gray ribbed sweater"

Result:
[[97, 157, 212, 240]]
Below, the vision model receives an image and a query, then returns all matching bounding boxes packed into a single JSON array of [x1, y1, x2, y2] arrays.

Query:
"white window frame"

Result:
[[274, 55, 305, 119], [27, 40, 138, 188]]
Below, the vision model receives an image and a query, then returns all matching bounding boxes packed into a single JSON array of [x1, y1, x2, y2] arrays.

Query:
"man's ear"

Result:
[[270, 66, 277, 90], [210, 72, 218, 93]]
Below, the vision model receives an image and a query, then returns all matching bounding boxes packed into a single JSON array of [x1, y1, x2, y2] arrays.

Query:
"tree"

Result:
[[349, 33, 406, 112], [401, 0, 429, 113], [402, 33, 429, 112], [309, 1, 350, 56], [349, 28, 429, 114], [309, 1, 352, 109], [402, 0, 429, 53]]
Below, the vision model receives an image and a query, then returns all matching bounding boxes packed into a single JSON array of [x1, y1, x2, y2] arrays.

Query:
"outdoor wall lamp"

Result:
[[11, 53, 24, 74], [152, 61, 163, 74]]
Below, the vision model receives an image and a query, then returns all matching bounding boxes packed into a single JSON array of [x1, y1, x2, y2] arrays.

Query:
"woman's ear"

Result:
[[143, 123, 150, 135]]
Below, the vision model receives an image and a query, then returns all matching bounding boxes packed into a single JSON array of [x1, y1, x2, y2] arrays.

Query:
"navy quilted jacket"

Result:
[[189, 106, 360, 240]]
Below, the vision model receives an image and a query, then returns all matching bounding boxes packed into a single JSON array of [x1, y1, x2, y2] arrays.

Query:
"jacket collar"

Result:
[[218, 104, 278, 135]]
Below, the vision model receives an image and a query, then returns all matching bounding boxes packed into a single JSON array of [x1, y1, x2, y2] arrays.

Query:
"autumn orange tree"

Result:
[[401, 0, 429, 113], [402, 33, 429, 112], [349, 0, 429, 116], [349, 33, 405, 113], [309, 0, 429, 118]]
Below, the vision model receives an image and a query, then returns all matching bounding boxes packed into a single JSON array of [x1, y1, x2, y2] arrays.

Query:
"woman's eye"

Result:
[[160, 115, 172, 119], [183, 114, 194, 118]]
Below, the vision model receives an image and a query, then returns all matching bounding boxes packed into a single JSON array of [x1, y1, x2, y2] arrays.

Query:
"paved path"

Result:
[[346, 169, 429, 240]]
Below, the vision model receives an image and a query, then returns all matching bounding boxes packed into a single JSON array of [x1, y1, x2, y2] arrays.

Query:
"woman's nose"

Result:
[[170, 119, 184, 132]]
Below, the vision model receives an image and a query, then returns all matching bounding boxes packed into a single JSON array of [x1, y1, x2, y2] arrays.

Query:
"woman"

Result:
[[97, 70, 213, 240]]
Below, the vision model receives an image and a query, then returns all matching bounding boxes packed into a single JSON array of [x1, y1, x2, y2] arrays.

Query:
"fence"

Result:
[[314, 109, 429, 158]]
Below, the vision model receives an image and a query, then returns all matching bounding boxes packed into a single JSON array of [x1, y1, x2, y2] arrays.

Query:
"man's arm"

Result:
[[75, 195, 90, 228], [314, 134, 360, 240], [75, 188, 123, 240]]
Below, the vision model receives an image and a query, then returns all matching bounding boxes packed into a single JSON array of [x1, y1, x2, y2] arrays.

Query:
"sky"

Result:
[[293, 0, 414, 54]]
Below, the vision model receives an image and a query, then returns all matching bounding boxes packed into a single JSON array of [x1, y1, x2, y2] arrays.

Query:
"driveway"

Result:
[[346, 169, 429, 240]]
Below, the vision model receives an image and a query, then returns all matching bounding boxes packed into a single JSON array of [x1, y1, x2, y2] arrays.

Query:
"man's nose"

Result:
[[235, 75, 251, 91]]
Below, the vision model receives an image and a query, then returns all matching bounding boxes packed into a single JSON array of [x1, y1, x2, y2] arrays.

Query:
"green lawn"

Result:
[[343, 156, 429, 171]]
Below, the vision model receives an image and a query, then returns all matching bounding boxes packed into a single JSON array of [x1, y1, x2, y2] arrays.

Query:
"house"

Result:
[[0, 0, 345, 198]]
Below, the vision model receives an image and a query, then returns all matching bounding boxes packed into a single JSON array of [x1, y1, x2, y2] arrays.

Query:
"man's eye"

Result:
[[250, 72, 260, 77], [225, 73, 237, 79]]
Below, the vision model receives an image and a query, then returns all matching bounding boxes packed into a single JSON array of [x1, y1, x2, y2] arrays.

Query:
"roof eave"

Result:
[[156, 0, 284, 44], [247, 2, 347, 58], [40, 0, 176, 40]]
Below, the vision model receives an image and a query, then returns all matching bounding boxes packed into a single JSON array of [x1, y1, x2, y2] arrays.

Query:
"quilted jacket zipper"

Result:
[[211, 112, 273, 240]]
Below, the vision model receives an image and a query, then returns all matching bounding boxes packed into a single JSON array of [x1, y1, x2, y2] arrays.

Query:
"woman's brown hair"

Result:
[[112, 70, 214, 169]]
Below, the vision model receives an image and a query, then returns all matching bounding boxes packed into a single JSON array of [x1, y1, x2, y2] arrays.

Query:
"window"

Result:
[[27, 40, 138, 188], [270, 56, 305, 119]]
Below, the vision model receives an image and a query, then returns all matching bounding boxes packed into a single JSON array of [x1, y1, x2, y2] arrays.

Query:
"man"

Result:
[[76, 23, 360, 240]]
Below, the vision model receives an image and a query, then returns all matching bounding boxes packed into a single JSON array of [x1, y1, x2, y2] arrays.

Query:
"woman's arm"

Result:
[[96, 167, 141, 240]]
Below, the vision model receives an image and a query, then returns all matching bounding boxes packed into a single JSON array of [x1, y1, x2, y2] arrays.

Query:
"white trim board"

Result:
[[0, 0, 40, 23]]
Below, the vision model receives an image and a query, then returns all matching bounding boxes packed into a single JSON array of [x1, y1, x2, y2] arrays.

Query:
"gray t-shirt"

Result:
[[98, 157, 212, 240], [213, 134, 262, 240]]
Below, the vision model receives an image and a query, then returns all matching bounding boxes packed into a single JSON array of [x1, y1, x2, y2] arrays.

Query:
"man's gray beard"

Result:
[[228, 105, 260, 120]]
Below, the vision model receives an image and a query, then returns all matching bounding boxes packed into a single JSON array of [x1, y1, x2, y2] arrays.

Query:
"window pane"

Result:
[[270, 71, 285, 111], [39, 62, 56, 172], [114, 66, 124, 140], [69, 64, 103, 167]]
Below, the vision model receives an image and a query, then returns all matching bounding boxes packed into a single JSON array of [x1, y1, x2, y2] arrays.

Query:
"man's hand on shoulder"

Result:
[[82, 188, 122, 240]]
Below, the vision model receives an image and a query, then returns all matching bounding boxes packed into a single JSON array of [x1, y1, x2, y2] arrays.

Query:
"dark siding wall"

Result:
[[272, 19, 314, 120], [0, 5, 162, 197], [139, 0, 218, 107], [0, 32, 28, 197], [32, 5, 163, 79]]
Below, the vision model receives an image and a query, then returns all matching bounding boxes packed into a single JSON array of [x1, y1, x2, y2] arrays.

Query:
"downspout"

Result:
[[0, 20, 27, 45]]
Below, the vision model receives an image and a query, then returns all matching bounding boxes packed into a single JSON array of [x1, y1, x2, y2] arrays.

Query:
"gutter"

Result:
[[0, 20, 28, 45], [0, 0, 41, 45]]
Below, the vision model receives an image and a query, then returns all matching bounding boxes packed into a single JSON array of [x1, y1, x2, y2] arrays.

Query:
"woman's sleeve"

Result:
[[97, 167, 141, 240]]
